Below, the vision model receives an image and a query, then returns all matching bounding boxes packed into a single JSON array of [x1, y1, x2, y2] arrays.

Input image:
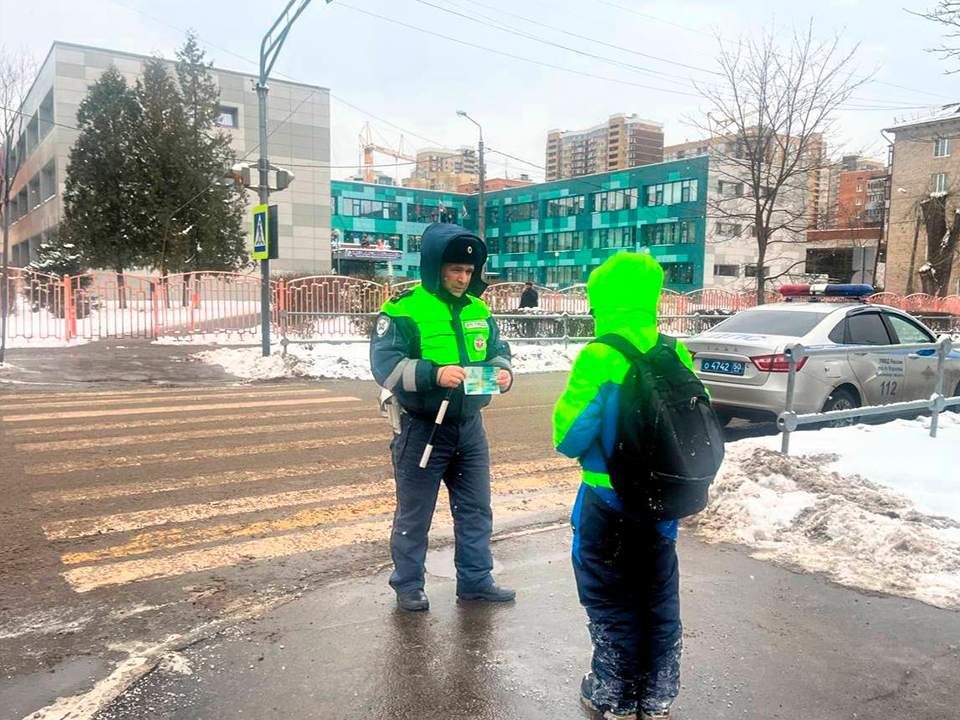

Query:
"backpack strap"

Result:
[[592, 333, 675, 364]]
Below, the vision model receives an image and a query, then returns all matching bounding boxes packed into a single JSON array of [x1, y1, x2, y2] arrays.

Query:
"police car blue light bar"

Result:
[[779, 283, 874, 298]]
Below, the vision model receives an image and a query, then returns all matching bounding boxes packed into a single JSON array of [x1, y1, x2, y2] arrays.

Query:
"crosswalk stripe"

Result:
[[4, 405, 365, 437], [44, 457, 578, 539], [0, 387, 330, 411], [16, 416, 380, 452], [3, 396, 363, 423], [32, 458, 389, 505], [25, 431, 390, 475], [0, 385, 321, 402], [61, 487, 578, 593], [61, 471, 581, 565]]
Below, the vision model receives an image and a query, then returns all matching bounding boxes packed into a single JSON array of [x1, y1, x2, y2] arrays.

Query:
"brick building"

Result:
[[545, 113, 663, 181]]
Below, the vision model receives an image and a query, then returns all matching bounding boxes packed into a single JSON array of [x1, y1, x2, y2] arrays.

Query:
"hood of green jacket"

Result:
[[587, 253, 662, 351]]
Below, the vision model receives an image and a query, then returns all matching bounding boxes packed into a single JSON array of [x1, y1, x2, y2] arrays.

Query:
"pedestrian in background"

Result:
[[519, 281, 539, 309], [370, 223, 516, 612]]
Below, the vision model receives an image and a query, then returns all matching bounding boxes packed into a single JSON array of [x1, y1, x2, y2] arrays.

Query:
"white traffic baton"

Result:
[[419, 388, 453, 468]]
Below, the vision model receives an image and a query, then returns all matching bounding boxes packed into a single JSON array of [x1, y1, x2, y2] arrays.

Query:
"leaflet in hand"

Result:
[[463, 366, 501, 395]]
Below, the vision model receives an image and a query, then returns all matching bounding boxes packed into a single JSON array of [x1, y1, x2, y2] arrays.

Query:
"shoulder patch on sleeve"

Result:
[[376, 315, 391, 337]]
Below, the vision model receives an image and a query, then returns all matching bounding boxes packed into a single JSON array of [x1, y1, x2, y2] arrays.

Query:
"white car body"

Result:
[[684, 302, 960, 423]]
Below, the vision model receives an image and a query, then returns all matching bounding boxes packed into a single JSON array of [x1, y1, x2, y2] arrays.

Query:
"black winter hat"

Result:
[[441, 234, 485, 265]]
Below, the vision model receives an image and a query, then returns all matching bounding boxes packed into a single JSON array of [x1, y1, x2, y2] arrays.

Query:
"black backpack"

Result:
[[593, 333, 725, 520]]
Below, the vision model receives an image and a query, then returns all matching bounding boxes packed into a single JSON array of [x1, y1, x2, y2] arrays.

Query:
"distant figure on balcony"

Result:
[[377, 238, 385, 250], [361, 234, 371, 248], [519, 281, 539, 309]]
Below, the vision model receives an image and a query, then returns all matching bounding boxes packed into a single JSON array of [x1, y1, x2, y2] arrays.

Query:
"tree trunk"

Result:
[[115, 263, 126, 310], [755, 238, 767, 305], [919, 196, 960, 297]]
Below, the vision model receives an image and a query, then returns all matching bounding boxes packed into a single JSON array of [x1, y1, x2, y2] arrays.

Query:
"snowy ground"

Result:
[[693, 414, 960, 610], [191, 341, 587, 381]]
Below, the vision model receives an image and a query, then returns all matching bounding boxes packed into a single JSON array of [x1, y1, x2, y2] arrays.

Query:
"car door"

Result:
[[842, 309, 901, 406], [882, 312, 937, 401]]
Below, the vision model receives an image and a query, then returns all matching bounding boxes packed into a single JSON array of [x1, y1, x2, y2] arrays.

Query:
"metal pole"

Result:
[[257, 80, 271, 357], [477, 128, 485, 241], [1, 142, 11, 365], [780, 345, 800, 455], [929, 335, 950, 438]]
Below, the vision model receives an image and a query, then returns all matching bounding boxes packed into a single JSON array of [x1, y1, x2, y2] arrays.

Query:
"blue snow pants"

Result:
[[572, 485, 682, 713], [388, 412, 494, 595]]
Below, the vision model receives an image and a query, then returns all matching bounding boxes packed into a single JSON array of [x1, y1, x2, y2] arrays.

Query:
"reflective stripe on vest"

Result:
[[381, 285, 491, 365], [582, 468, 613, 490]]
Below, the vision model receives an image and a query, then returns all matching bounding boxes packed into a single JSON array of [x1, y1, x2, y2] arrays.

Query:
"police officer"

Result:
[[370, 222, 516, 612]]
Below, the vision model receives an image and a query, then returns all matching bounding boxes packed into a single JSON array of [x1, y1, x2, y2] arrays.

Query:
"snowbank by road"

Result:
[[693, 414, 960, 610], [192, 341, 586, 381]]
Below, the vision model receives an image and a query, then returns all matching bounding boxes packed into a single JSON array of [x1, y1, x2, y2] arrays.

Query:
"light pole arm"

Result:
[[261, 0, 315, 82]]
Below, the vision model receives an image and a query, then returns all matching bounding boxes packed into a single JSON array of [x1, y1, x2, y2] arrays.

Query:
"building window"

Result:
[[856, 197, 862, 206], [217, 106, 239, 128], [645, 179, 698, 206], [713, 264, 739, 277], [543, 230, 585, 252], [591, 226, 635, 249], [717, 180, 744, 197], [595, 188, 637, 212], [407, 235, 422, 253], [340, 198, 402, 220], [642, 221, 695, 246], [406, 203, 440, 223], [744, 264, 769, 278], [934, 137, 952, 158], [486, 205, 500, 225], [503, 201, 538, 223], [545, 264, 584, 288], [714, 222, 742, 237], [662, 262, 694, 285], [546, 195, 586, 217], [932, 173, 949, 193], [500, 234, 538, 254]]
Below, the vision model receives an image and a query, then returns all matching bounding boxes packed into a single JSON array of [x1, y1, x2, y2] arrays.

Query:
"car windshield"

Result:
[[709, 310, 825, 337]]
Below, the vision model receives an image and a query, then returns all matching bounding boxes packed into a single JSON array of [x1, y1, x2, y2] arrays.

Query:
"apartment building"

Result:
[[545, 114, 663, 181], [402, 147, 480, 191], [884, 105, 960, 295], [6, 41, 332, 273]]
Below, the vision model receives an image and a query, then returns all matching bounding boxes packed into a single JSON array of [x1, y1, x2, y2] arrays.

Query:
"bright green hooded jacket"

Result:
[[552, 253, 696, 539]]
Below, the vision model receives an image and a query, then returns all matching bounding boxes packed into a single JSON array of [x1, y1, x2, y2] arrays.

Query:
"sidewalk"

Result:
[[94, 526, 959, 720]]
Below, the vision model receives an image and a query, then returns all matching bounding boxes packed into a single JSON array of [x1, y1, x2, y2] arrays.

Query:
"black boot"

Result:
[[457, 583, 516, 602], [580, 672, 638, 720], [396, 589, 429, 611]]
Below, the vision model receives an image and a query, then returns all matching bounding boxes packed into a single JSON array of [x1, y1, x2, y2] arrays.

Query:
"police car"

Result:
[[685, 284, 960, 425]]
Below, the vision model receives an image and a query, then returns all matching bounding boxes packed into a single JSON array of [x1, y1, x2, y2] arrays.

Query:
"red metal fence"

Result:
[[2, 269, 959, 344]]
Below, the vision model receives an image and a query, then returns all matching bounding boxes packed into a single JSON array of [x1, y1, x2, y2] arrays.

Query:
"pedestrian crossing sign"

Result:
[[252, 205, 269, 259]]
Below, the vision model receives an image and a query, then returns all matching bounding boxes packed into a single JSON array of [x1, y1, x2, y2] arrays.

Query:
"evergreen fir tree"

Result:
[[62, 66, 144, 279]]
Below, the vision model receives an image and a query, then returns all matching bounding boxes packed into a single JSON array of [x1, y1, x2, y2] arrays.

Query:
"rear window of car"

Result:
[[709, 310, 825, 337]]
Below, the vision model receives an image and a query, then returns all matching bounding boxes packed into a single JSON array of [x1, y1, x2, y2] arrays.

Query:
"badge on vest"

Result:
[[464, 320, 487, 330], [376, 316, 391, 337], [474, 335, 486, 352]]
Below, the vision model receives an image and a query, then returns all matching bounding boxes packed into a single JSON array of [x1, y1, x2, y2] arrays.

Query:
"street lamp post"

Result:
[[256, 0, 330, 356], [554, 250, 561, 288], [456, 110, 484, 241]]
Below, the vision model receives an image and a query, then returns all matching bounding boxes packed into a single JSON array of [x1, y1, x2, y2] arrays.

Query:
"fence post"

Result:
[[62, 274, 73, 343], [561, 311, 569, 347], [779, 343, 804, 454], [929, 335, 951, 438], [151, 279, 161, 340]]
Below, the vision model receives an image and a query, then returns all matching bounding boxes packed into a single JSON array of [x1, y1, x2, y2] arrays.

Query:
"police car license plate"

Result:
[[700, 359, 745, 376]]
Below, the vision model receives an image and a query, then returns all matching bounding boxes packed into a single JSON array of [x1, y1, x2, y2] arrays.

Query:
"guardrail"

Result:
[[276, 311, 734, 352], [776, 336, 960, 454]]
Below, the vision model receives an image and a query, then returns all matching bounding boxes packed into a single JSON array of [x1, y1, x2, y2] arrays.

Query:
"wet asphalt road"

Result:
[[94, 527, 960, 720]]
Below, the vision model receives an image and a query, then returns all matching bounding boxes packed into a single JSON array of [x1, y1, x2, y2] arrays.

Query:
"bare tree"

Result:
[[918, 191, 960, 296], [912, 1, 960, 70], [692, 22, 873, 302], [1, 46, 37, 365]]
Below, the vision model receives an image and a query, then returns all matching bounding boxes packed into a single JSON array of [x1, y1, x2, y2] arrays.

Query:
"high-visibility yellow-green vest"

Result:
[[380, 285, 492, 365]]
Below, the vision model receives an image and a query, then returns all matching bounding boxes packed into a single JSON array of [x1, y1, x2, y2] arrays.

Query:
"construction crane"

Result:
[[359, 122, 416, 183]]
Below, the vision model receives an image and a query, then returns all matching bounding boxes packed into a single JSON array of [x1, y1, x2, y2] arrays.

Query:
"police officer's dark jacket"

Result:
[[369, 223, 512, 421]]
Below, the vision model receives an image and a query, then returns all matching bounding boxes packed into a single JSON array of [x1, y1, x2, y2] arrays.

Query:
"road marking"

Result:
[[61, 471, 581, 565], [0, 387, 330, 411], [0, 385, 325, 402], [3, 396, 363, 423], [17, 416, 380, 452], [62, 487, 578, 593], [6, 405, 365, 437], [45, 457, 578, 539], [25, 432, 391, 475], [33, 458, 389, 505]]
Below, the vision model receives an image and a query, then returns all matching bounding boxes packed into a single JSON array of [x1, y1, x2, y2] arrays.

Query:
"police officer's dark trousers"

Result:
[[389, 412, 493, 595], [572, 486, 682, 713]]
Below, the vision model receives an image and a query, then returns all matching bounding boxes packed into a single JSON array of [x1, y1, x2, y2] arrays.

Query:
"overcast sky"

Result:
[[1, 0, 954, 182]]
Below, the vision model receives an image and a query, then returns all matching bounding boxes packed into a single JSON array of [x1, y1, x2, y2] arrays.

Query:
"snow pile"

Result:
[[194, 341, 585, 380], [693, 414, 960, 609]]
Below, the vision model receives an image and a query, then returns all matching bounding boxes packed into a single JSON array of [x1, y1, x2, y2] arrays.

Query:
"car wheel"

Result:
[[820, 388, 860, 428]]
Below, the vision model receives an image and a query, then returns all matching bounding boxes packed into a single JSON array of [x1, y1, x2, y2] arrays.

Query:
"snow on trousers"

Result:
[[572, 486, 682, 712], [389, 412, 494, 595]]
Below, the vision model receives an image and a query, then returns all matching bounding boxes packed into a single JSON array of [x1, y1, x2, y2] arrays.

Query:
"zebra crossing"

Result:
[[1, 382, 578, 602]]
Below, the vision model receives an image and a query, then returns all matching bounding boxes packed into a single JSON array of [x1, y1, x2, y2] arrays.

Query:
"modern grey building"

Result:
[[6, 41, 332, 274]]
